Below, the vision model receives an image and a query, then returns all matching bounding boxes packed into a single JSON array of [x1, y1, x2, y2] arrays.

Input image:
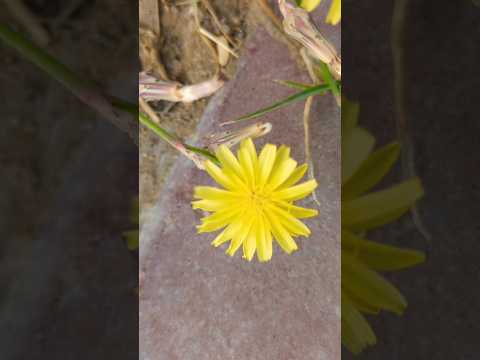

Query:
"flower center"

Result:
[[247, 188, 271, 214]]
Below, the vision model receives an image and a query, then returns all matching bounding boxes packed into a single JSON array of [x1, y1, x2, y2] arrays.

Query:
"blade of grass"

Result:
[[274, 79, 315, 90], [222, 83, 331, 125], [319, 62, 341, 105]]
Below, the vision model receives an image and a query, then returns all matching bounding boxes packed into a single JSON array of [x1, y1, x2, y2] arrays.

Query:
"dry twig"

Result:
[[392, 0, 432, 243], [278, 0, 341, 80], [139, 72, 224, 103]]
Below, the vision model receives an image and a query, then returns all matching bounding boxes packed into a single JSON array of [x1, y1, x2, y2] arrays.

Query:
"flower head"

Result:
[[192, 138, 318, 262], [341, 98, 425, 354]]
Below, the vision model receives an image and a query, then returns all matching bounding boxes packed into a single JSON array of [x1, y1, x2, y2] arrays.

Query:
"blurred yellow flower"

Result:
[[298, 0, 341, 25], [341, 98, 426, 354], [193, 138, 318, 262]]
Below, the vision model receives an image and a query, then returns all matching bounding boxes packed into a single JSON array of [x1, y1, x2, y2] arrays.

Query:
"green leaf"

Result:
[[342, 177, 424, 231], [343, 142, 401, 200], [234, 84, 331, 122], [342, 127, 375, 184], [343, 253, 407, 314], [342, 230, 426, 271]]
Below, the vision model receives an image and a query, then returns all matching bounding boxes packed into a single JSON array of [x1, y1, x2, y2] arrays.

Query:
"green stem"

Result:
[[0, 23, 216, 163], [0, 23, 94, 94], [232, 83, 332, 123], [0, 23, 139, 143], [319, 62, 341, 99], [139, 112, 178, 144], [139, 112, 218, 164]]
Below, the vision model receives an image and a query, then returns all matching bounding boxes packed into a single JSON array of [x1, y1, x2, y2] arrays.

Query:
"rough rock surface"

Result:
[[140, 12, 341, 360]]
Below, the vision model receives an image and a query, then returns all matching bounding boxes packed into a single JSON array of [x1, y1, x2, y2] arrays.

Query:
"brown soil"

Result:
[[139, 0, 292, 214]]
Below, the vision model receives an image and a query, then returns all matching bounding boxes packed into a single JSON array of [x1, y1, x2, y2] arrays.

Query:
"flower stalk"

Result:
[[138, 110, 218, 169], [0, 23, 138, 144]]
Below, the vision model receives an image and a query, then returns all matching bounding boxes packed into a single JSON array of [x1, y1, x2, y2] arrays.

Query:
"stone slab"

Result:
[[140, 11, 340, 360]]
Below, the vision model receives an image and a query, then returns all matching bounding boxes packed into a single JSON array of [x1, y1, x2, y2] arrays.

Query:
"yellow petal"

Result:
[[194, 186, 239, 200], [342, 142, 401, 201], [342, 177, 424, 231], [204, 160, 239, 191], [258, 144, 277, 186], [342, 294, 377, 354], [343, 288, 381, 315], [242, 220, 257, 261], [227, 217, 253, 257], [273, 179, 317, 201], [262, 218, 274, 261], [298, 0, 322, 12], [255, 215, 271, 262], [216, 144, 245, 180], [342, 229, 426, 271], [267, 158, 298, 190], [277, 201, 319, 218], [342, 96, 360, 138], [238, 145, 255, 187], [343, 252, 407, 314], [241, 138, 258, 164], [326, 0, 341, 25], [223, 168, 249, 192], [342, 127, 375, 184], [272, 145, 291, 169], [199, 207, 240, 225], [264, 209, 298, 254], [211, 228, 229, 247], [197, 207, 242, 233], [192, 199, 230, 212], [278, 163, 308, 189], [266, 203, 311, 236], [123, 230, 139, 250]]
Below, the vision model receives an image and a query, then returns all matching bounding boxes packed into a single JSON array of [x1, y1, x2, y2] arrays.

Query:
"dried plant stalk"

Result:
[[139, 72, 224, 103], [205, 122, 272, 151], [278, 0, 341, 80]]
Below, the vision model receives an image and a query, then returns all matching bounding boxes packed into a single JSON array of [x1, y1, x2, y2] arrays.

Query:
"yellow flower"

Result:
[[341, 98, 426, 354], [192, 138, 318, 262], [297, 0, 341, 25]]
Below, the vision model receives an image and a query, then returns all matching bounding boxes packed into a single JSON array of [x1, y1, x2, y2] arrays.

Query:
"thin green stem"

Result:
[[0, 22, 217, 163], [0, 23, 139, 142], [0, 23, 92, 93], [139, 112, 177, 144], [319, 62, 341, 99], [231, 83, 332, 124], [274, 79, 315, 90], [139, 112, 218, 164]]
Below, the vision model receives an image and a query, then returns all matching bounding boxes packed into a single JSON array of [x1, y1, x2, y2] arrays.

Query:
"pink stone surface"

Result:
[[140, 13, 340, 360]]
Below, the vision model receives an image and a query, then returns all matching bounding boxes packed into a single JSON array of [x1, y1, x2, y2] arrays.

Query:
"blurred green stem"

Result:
[[0, 23, 217, 163], [0, 23, 139, 143]]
